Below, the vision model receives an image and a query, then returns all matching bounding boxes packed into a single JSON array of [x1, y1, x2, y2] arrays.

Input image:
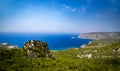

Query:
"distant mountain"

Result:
[[78, 32, 120, 40]]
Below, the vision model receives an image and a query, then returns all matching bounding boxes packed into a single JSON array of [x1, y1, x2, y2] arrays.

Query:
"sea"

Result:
[[0, 33, 92, 50]]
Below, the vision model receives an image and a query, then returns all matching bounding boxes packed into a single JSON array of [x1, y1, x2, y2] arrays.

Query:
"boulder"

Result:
[[23, 40, 50, 58]]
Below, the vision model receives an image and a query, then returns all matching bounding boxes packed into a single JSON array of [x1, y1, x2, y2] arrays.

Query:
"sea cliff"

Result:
[[78, 32, 120, 40]]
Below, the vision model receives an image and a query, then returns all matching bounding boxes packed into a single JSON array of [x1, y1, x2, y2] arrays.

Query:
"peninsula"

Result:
[[78, 32, 120, 40]]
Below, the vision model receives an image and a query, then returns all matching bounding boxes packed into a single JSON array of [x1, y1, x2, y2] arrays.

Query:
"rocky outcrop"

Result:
[[0, 42, 17, 49], [78, 32, 120, 40], [77, 54, 92, 59], [23, 40, 51, 58]]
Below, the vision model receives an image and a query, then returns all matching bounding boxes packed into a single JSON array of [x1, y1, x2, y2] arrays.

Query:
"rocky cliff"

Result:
[[78, 32, 120, 40]]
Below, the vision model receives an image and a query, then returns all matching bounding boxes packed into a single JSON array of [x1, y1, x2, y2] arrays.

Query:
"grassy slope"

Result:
[[0, 39, 120, 71]]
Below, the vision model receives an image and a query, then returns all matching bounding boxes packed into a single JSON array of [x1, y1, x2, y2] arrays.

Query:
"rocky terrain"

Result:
[[23, 40, 51, 58], [78, 32, 120, 40], [79, 39, 120, 58], [0, 42, 17, 49]]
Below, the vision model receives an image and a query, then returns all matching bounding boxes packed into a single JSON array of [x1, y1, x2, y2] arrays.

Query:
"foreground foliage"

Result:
[[0, 39, 120, 71]]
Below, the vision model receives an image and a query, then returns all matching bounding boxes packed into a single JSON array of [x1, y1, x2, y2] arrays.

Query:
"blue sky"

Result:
[[0, 0, 120, 33]]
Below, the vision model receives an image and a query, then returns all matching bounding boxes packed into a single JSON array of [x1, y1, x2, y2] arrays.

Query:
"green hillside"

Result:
[[0, 39, 120, 71]]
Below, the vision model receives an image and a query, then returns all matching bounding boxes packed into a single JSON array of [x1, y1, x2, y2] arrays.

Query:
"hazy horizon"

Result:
[[0, 0, 120, 33]]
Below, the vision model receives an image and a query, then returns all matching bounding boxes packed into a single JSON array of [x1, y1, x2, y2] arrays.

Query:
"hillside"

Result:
[[78, 32, 120, 40], [0, 39, 120, 71]]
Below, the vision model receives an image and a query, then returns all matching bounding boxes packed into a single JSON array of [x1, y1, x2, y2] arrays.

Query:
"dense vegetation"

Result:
[[0, 39, 120, 71]]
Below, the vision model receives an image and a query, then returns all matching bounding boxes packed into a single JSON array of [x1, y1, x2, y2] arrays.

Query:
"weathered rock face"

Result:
[[23, 40, 50, 57]]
